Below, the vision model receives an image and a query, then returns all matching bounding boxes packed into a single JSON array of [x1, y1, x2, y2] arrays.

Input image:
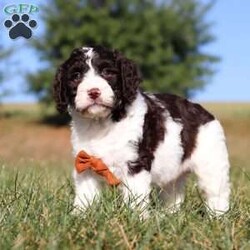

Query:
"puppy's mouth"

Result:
[[76, 102, 113, 114]]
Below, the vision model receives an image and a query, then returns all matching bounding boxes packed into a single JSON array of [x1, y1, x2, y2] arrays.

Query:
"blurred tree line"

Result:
[[0, 46, 12, 101], [28, 0, 219, 105]]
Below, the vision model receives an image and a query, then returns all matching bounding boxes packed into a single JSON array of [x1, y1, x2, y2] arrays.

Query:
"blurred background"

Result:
[[0, 0, 249, 169]]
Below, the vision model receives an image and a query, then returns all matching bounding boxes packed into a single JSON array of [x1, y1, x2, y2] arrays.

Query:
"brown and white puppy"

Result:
[[53, 46, 230, 217]]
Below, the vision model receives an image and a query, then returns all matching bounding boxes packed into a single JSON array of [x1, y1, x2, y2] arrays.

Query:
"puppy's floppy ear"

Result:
[[118, 53, 142, 105], [53, 65, 68, 113], [53, 48, 85, 113], [111, 51, 142, 121]]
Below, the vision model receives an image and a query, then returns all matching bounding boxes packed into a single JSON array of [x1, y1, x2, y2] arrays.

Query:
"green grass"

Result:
[[1, 103, 250, 249], [0, 162, 249, 250]]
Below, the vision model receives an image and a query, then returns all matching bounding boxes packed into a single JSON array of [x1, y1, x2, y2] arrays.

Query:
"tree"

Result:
[[0, 46, 12, 102], [28, 0, 219, 104]]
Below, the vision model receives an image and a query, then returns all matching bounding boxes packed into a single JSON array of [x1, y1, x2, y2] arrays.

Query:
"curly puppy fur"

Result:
[[53, 46, 230, 217]]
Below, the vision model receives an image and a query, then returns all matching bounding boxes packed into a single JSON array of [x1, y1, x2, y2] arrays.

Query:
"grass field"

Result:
[[0, 103, 250, 249]]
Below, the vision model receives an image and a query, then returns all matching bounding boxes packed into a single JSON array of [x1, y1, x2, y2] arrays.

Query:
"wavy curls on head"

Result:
[[111, 51, 142, 121], [53, 65, 68, 113], [53, 48, 86, 113]]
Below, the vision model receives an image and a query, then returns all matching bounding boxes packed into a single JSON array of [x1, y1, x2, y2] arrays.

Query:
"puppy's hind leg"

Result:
[[192, 121, 230, 216]]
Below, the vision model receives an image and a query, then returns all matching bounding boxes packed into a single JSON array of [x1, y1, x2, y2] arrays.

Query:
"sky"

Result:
[[0, 0, 249, 103]]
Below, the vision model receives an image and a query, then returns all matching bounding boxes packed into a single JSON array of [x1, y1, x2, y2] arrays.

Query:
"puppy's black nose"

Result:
[[87, 88, 101, 100]]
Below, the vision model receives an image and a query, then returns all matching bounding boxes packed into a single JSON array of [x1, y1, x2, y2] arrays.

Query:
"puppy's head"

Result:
[[53, 46, 141, 120]]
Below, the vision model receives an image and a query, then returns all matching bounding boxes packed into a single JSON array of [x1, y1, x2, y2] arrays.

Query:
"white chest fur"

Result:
[[70, 93, 147, 179]]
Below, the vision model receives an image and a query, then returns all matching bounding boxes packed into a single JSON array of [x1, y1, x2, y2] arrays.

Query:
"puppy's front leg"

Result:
[[72, 170, 102, 214], [122, 170, 151, 219]]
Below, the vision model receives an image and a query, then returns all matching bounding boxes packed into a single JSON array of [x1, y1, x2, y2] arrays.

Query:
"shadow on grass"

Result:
[[40, 113, 71, 127], [0, 107, 71, 127], [0, 110, 28, 119]]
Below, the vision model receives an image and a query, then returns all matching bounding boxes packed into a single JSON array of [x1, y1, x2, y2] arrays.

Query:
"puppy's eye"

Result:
[[71, 72, 81, 80], [101, 68, 118, 77]]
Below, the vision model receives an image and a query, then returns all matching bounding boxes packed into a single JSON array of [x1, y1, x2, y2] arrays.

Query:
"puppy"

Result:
[[53, 46, 230, 216]]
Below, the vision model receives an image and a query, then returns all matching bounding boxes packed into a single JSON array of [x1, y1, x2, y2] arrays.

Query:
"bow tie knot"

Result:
[[75, 150, 121, 186]]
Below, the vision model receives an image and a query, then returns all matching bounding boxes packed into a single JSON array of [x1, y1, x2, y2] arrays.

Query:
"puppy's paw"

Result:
[[71, 206, 85, 216], [165, 203, 182, 214], [139, 210, 150, 220], [71, 201, 87, 216]]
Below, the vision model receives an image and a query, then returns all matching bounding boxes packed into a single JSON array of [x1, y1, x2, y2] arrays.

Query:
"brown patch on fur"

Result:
[[128, 94, 166, 174], [154, 93, 215, 161], [53, 48, 88, 113]]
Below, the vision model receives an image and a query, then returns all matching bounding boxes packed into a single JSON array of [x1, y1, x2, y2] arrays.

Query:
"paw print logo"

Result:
[[4, 14, 37, 39]]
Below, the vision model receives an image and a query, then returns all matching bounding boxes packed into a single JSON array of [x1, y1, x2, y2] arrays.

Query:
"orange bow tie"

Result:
[[75, 150, 121, 186]]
